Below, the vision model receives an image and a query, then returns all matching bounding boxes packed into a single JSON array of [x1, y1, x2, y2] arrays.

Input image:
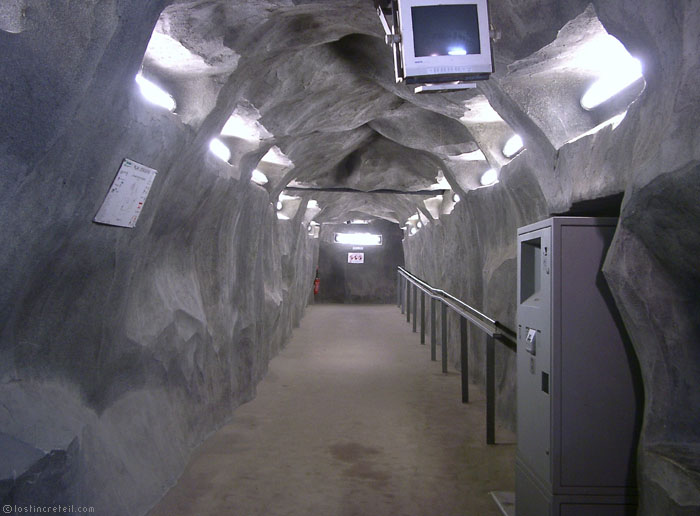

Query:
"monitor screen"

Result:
[[411, 5, 481, 57], [397, 0, 493, 83]]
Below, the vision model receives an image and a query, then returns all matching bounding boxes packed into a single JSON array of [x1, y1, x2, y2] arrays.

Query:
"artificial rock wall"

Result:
[[403, 2, 700, 514], [0, 2, 317, 514]]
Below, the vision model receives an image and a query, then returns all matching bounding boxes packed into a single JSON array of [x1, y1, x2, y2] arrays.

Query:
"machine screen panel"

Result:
[[411, 5, 481, 57]]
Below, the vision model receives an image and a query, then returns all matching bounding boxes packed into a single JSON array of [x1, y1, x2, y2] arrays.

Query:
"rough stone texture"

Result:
[[0, 2, 317, 515], [404, 3, 700, 514], [1, 0, 700, 514], [403, 156, 547, 435]]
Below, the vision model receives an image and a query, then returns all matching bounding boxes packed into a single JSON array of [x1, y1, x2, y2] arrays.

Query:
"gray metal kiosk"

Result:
[[515, 217, 641, 515]]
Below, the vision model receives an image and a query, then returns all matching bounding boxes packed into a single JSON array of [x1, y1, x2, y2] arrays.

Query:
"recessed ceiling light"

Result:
[[135, 73, 176, 112], [503, 134, 524, 158], [208, 138, 231, 162], [333, 233, 382, 246], [480, 168, 499, 186], [251, 169, 268, 185], [581, 58, 643, 109], [577, 36, 644, 110]]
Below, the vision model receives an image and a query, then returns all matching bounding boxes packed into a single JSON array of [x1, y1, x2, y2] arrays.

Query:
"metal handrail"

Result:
[[398, 267, 516, 345], [396, 266, 517, 445]]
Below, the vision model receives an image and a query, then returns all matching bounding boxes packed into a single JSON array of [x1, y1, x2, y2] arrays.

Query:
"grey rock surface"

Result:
[[0, 2, 318, 514]]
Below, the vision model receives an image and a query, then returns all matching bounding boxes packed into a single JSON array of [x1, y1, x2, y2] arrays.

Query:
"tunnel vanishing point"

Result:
[[1, 1, 699, 515]]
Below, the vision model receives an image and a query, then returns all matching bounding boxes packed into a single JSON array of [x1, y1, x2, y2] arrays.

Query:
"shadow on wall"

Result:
[[316, 220, 404, 304]]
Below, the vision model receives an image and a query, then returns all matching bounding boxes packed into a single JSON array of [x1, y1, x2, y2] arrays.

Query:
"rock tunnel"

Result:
[[0, 1, 699, 515]]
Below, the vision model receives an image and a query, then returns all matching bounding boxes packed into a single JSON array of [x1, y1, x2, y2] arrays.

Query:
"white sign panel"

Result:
[[94, 159, 157, 228], [348, 252, 364, 264]]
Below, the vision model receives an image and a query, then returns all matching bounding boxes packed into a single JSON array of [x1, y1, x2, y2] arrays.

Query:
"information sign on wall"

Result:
[[94, 159, 157, 228], [348, 252, 365, 264]]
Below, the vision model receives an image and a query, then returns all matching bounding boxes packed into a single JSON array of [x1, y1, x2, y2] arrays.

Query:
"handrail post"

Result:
[[412, 284, 417, 333], [400, 275, 405, 314], [396, 271, 401, 307], [441, 301, 448, 373], [430, 298, 436, 361], [406, 281, 411, 323], [460, 316, 469, 403], [420, 292, 425, 345], [486, 335, 495, 445]]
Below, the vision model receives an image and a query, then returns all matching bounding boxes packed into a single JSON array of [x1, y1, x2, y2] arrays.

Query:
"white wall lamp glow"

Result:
[[410, 227, 418, 236], [135, 73, 176, 112], [276, 200, 283, 211], [251, 169, 268, 185], [208, 138, 231, 162], [503, 134, 524, 158], [333, 233, 382, 246], [452, 193, 461, 203], [579, 38, 644, 110], [480, 168, 499, 187]]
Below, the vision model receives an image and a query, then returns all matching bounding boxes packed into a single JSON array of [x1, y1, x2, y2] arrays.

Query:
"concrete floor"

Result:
[[148, 304, 515, 516]]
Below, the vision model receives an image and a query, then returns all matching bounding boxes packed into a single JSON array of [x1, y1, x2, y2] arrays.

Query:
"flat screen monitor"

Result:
[[397, 0, 493, 83]]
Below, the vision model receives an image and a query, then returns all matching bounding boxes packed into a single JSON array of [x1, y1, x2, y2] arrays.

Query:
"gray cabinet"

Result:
[[515, 217, 641, 516]]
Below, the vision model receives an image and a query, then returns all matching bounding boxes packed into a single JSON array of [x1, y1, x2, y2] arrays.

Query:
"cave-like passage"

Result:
[[149, 304, 514, 516]]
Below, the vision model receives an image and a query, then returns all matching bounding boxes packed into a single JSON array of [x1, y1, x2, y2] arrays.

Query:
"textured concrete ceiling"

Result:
[[139, 0, 630, 224]]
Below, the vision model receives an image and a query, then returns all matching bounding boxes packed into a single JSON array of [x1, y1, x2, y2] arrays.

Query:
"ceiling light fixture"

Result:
[[480, 168, 499, 186], [135, 73, 176, 112], [578, 36, 644, 111], [333, 233, 382, 246], [251, 169, 268, 185], [208, 138, 231, 162], [503, 134, 524, 158]]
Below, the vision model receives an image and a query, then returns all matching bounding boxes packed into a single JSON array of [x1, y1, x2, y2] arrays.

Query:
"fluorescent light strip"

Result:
[[480, 168, 499, 186], [334, 233, 382, 246], [209, 138, 231, 162], [503, 134, 524, 158], [135, 74, 176, 112], [251, 169, 268, 185]]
